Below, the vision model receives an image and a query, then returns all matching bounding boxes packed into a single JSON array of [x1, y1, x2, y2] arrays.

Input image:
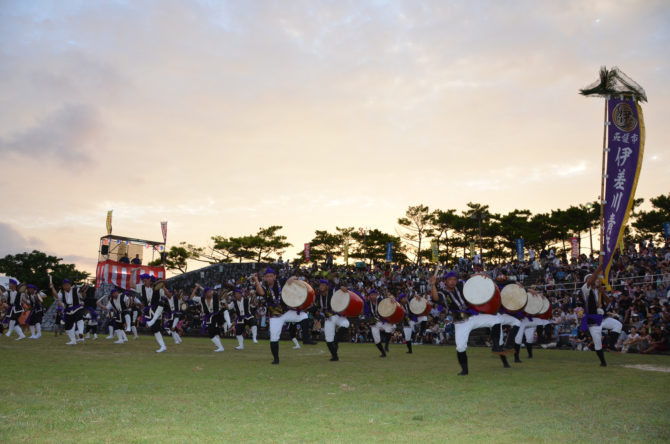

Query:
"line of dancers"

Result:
[[2, 265, 620, 375]]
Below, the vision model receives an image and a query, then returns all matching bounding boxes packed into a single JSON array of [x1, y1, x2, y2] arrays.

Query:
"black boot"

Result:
[[596, 349, 607, 367], [301, 319, 316, 344], [491, 324, 504, 355], [383, 333, 391, 352], [514, 344, 522, 363], [457, 351, 468, 375], [376, 342, 386, 357], [505, 326, 519, 351], [327, 342, 338, 361], [500, 355, 511, 368], [526, 343, 533, 359], [406, 341, 412, 354], [270, 341, 279, 364], [418, 321, 427, 343]]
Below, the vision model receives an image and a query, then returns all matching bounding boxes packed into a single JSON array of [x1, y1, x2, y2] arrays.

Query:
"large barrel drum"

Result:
[[463, 274, 501, 315], [378, 298, 405, 324], [281, 280, 315, 311], [331, 289, 364, 317]]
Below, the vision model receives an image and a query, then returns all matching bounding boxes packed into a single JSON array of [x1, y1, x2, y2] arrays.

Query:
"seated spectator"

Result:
[[119, 253, 130, 264], [131, 254, 142, 265]]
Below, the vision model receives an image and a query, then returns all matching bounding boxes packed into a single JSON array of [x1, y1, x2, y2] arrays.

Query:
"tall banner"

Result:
[[431, 240, 438, 263], [106, 210, 113, 235], [602, 98, 645, 287], [386, 242, 393, 262], [161, 221, 168, 243], [343, 241, 349, 264], [304, 243, 310, 263], [664, 222, 670, 241], [570, 237, 580, 259], [469, 241, 475, 258], [515, 238, 524, 261]]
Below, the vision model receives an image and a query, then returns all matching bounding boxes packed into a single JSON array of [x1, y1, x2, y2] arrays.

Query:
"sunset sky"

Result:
[[1, 0, 668, 275]]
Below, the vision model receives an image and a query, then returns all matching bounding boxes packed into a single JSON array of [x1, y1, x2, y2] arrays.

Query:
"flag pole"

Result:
[[598, 96, 609, 259]]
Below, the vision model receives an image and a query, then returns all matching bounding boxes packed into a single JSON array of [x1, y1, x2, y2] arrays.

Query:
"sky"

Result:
[[1, 0, 668, 275]]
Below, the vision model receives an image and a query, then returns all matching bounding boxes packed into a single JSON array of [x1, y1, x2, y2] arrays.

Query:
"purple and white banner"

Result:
[[602, 98, 645, 287]]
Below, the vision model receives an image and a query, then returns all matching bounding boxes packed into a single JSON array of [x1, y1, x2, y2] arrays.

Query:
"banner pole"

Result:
[[598, 97, 609, 260]]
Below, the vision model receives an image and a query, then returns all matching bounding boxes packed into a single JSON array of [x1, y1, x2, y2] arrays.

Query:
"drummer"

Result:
[[26, 284, 46, 339], [398, 293, 416, 354], [231, 287, 258, 350], [430, 271, 510, 375], [580, 263, 607, 367], [253, 268, 308, 365], [317, 278, 353, 361], [190, 285, 225, 352], [362, 289, 393, 358]]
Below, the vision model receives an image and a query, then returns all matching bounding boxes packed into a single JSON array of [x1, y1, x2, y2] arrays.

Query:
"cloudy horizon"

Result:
[[1, 0, 668, 275]]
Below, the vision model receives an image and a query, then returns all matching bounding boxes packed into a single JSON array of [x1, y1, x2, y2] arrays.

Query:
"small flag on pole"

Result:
[[304, 243, 310, 263], [161, 221, 168, 243]]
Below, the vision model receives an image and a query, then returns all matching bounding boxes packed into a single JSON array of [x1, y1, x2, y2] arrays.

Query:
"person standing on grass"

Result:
[[2, 279, 26, 340], [162, 287, 183, 345], [315, 278, 350, 362], [580, 263, 608, 367], [190, 285, 224, 352], [141, 278, 168, 353], [25, 284, 46, 339], [50, 279, 86, 345], [106, 288, 129, 344], [230, 287, 258, 350], [362, 289, 393, 358], [431, 271, 511, 375], [253, 268, 307, 365], [398, 293, 416, 355]]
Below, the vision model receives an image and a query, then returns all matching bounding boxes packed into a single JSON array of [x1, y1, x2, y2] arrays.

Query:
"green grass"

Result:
[[1, 334, 669, 443]]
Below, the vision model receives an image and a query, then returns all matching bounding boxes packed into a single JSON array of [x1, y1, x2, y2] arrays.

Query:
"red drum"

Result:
[[281, 280, 315, 311], [378, 298, 405, 324], [500, 283, 527, 313], [462, 274, 501, 315], [537, 295, 553, 320], [409, 297, 432, 316], [331, 289, 364, 317], [523, 290, 544, 317]]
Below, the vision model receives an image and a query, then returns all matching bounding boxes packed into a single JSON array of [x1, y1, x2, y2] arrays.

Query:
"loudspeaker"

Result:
[[101, 245, 109, 255]]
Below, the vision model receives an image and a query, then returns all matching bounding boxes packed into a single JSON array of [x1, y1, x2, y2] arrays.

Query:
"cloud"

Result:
[[0, 222, 43, 257], [0, 103, 102, 164]]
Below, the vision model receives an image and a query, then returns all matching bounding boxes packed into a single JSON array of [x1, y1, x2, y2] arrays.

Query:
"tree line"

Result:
[[152, 193, 670, 273]]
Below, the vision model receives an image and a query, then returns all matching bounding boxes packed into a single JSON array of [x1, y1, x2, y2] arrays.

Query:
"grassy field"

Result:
[[1, 334, 669, 444]]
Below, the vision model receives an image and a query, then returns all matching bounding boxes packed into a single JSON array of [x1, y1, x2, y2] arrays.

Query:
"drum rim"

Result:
[[463, 274, 496, 305]]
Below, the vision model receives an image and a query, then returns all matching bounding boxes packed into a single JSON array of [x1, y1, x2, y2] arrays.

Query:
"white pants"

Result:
[[601, 317, 622, 334], [515, 317, 543, 345], [588, 324, 603, 351], [455, 314, 500, 352], [370, 321, 394, 344], [403, 321, 417, 342], [324, 315, 350, 342], [269, 310, 308, 342], [499, 314, 521, 327]]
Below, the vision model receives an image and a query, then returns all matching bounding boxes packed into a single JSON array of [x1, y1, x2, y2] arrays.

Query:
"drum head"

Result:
[[17, 283, 27, 293], [463, 274, 495, 305], [500, 284, 527, 312], [180, 303, 188, 311], [331, 289, 351, 313], [524, 290, 544, 315], [409, 297, 427, 315], [539, 296, 550, 315], [378, 298, 398, 318], [281, 280, 308, 308]]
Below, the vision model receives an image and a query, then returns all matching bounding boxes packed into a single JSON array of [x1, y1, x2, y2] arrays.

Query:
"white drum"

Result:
[[500, 283, 527, 312], [281, 280, 315, 311], [409, 297, 431, 316], [523, 290, 544, 316]]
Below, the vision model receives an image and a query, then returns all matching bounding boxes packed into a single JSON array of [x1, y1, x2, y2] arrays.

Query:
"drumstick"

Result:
[[433, 265, 440, 278]]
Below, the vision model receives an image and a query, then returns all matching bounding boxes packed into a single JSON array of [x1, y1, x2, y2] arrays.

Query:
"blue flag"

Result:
[[386, 242, 393, 262], [515, 238, 524, 261]]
